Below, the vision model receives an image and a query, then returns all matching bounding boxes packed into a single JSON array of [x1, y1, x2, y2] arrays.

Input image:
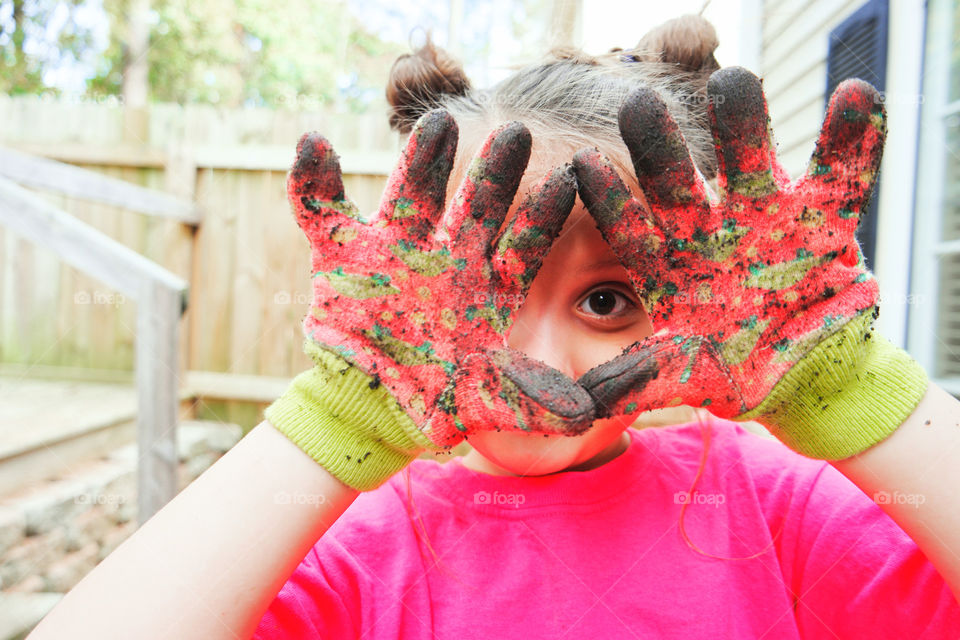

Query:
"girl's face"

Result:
[[462, 191, 656, 476]]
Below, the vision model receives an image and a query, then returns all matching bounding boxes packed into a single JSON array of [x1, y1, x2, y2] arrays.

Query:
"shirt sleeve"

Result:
[[251, 540, 361, 639], [737, 425, 960, 638]]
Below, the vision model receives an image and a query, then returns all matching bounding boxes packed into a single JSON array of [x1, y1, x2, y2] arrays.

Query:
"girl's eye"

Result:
[[578, 288, 632, 317]]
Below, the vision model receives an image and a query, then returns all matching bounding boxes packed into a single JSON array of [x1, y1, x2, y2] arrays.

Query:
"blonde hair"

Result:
[[386, 16, 722, 189]]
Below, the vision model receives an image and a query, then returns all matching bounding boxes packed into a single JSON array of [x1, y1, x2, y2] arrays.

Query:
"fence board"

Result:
[[14, 238, 32, 364], [0, 230, 8, 361], [116, 166, 144, 368], [229, 167, 264, 376], [62, 192, 101, 369], [261, 169, 305, 377], [11, 143, 167, 168], [34, 233, 60, 365], [86, 190, 114, 370], [56, 257, 81, 368], [190, 168, 237, 373]]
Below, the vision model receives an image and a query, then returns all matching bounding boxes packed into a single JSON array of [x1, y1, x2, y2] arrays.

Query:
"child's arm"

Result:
[[832, 382, 960, 602], [28, 419, 358, 640]]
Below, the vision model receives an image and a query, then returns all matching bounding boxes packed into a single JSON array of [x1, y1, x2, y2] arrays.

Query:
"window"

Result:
[[909, 0, 960, 388], [825, 0, 889, 271]]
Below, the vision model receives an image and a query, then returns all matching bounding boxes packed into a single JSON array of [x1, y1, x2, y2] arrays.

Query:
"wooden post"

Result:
[[164, 142, 199, 393], [136, 279, 184, 523], [122, 0, 150, 110]]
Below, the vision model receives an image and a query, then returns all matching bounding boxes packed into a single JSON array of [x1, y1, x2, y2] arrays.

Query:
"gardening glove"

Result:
[[573, 66, 927, 460], [266, 110, 595, 490]]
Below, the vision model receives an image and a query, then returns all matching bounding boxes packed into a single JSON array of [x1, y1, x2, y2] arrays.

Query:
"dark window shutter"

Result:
[[825, 0, 889, 270]]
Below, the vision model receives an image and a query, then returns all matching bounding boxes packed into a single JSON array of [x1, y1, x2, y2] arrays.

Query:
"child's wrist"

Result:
[[265, 342, 435, 491], [738, 310, 929, 459]]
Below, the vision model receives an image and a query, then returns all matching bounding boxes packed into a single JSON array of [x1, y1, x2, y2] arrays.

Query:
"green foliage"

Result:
[[0, 0, 97, 96], [99, 0, 403, 110], [6, 0, 405, 112]]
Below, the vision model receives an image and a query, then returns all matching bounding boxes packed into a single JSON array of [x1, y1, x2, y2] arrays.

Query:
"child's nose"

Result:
[[506, 320, 577, 380]]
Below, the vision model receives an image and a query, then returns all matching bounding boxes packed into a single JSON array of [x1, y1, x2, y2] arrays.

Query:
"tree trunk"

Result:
[[122, 0, 150, 108]]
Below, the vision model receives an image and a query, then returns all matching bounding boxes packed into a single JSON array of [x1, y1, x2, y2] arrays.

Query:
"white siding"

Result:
[[760, 0, 864, 177], [908, 0, 959, 383]]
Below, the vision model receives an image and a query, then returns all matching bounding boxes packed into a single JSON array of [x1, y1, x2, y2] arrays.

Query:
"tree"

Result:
[[0, 0, 98, 95], [88, 0, 405, 111]]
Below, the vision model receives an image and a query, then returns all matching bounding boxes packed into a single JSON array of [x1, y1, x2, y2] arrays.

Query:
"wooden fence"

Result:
[[0, 96, 402, 427]]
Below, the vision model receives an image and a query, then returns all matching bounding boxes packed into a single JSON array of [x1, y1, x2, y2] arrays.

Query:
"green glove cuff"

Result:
[[265, 340, 436, 491], [739, 310, 929, 460]]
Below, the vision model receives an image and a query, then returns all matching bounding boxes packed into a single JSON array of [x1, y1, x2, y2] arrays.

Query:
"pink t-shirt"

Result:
[[253, 418, 959, 638]]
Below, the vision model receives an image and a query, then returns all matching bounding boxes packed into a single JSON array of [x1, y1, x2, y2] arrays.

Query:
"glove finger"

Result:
[[803, 79, 886, 221], [618, 86, 710, 236], [577, 341, 665, 417], [494, 164, 576, 293], [707, 67, 779, 199], [572, 148, 666, 279], [288, 132, 361, 237], [377, 109, 458, 233], [444, 121, 532, 254], [578, 336, 744, 420], [456, 350, 596, 436]]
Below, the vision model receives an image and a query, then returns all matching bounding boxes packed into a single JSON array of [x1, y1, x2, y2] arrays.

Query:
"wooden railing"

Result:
[[0, 146, 194, 524]]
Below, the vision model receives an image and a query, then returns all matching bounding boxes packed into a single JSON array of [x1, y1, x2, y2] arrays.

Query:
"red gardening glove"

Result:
[[292, 109, 595, 450], [573, 67, 924, 459]]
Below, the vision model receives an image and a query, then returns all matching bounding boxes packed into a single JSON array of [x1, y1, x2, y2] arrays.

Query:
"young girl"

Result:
[[29, 17, 960, 640]]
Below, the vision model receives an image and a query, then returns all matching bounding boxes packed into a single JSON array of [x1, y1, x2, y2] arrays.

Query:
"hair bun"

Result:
[[633, 15, 720, 73], [630, 15, 721, 179], [386, 36, 471, 133]]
